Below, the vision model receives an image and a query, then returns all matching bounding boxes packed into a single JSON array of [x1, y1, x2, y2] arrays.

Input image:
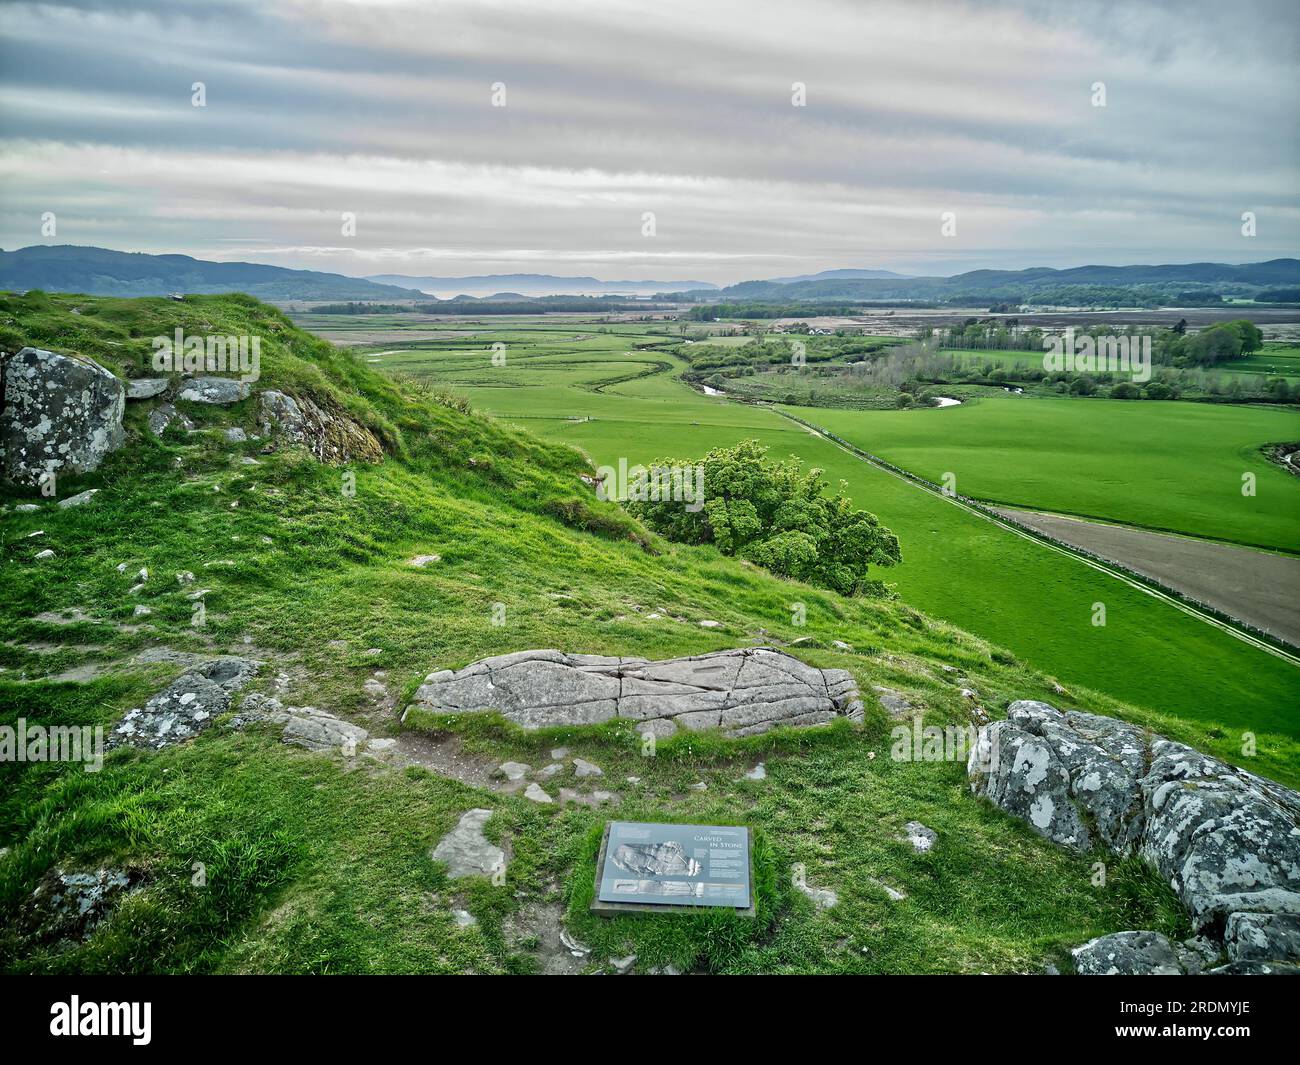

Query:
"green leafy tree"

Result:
[[628, 440, 901, 596]]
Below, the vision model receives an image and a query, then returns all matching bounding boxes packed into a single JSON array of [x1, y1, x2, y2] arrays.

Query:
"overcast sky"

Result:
[[1, 0, 1297, 283]]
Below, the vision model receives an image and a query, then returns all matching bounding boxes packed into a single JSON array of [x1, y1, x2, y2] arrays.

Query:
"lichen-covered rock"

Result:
[[257, 389, 383, 465], [24, 867, 144, 941], [2, 347, 124, 486], [1072, 931, 1188, 975], [108, 657, 260, 749], [969, 700, 1300, 946], [1225, 913, 1300, 964], [1139, 737, 1300, 934], [406, 648, 862, 738]]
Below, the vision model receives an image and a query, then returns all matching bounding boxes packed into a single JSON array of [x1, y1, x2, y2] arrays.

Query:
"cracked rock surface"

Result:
[[969, 699, 1300, 965], [407, 647, 862, 738]]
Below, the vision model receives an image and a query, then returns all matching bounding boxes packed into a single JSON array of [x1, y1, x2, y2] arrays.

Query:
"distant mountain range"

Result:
[[0, 246, 416, 300], [3, 246, 1296, 305], [762, 268, 910, 283], [709, 260, 1300, 301], [365, 272, 719, 298]]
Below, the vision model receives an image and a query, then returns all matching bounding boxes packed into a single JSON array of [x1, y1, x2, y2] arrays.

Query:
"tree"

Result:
[[627, 439, 901, 596]]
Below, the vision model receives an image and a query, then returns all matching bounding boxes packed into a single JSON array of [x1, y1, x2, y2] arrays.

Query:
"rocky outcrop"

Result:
[[969, 700, 1300, 968], [109, 657, 260, 750], [257, 389, 383, 465], [2, 347, 124, 486], [406, 647, 863, 738]]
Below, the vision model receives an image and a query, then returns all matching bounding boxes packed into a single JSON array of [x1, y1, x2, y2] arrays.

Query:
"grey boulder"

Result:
[[406, 647, 863, 737], [177, 376, 251, 405], [125, 378, 169, 400], [2, 347, 124, 486]]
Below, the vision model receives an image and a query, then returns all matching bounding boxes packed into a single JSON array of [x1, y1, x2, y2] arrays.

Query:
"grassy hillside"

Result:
[[0, 293, 1292, 974]]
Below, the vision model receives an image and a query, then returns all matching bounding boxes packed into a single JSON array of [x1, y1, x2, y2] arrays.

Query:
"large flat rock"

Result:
[[407, 647, 862, 738]]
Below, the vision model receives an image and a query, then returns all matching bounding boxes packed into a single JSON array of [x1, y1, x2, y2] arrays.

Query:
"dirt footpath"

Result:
[[990, 508, 1300, 648]]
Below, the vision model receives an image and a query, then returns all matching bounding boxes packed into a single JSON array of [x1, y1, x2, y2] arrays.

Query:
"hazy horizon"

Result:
[[2, 0, 1298, 283]]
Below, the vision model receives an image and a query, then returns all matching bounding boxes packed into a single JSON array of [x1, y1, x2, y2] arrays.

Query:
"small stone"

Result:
[[57, 489, 99, 508], [873, 879, 907, 902], [452, 909, 478, 928], [625, 776, 641, 785], [690, 781, 708, 792], [538, 763, 563, 778], [496, 761, 530, 782], [223, 428, 247, 443], [610, 954, 638, 975], [34, 548, 55, 560], [572, 757, 603, 777], [133, 605, 152, 617], [832, 640, 852, 650], [116, 562, 128, 573], [137, 567, 148, 581], [523, 783, 553, 804], [14, 503, 41, 513], [408, 554, 441, 567], [698, 620, 722, 628], [902, 821, 937, 853], [559, 929, 591, 957], [744, 763, 767, 781], [177, 571, 195, 584], [550, 747, 570, 760]]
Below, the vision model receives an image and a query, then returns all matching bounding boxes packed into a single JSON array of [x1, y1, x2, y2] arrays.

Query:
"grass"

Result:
[[0, 293, 1291, 974]]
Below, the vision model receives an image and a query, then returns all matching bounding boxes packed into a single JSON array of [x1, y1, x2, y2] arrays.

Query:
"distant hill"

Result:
[[0, 245, 417, 300], [764, 268, 910, 283], [366, 272, 719, 298], [709, 259, 1300, 302]]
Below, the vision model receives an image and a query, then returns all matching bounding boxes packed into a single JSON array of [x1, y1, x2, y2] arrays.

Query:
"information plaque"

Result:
[[592, 821, 753, 915]]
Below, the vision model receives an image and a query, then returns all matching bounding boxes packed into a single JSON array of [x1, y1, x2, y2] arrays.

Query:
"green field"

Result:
[[331, 316, 1300, 740], [804, 394, 1300, 551]]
